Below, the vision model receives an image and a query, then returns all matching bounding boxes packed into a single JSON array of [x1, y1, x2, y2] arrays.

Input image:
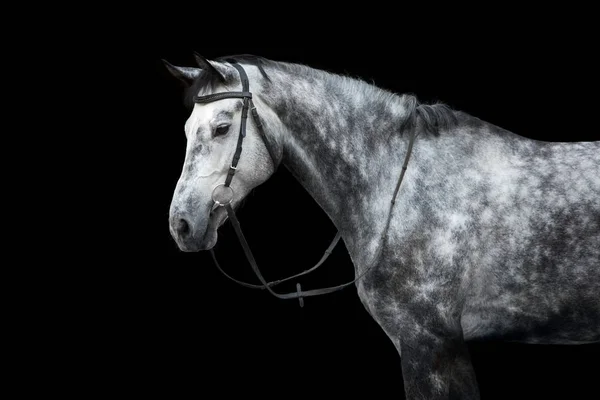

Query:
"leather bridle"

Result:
[[196, 61, 416, 307]]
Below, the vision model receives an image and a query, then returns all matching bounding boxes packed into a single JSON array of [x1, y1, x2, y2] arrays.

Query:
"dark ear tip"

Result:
[[192, 52, 226, 82], [193, 51, 206, 62]]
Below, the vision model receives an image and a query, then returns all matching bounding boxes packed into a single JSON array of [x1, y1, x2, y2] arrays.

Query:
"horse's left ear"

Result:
[[162, 59, 200, 87], [193, 52, 227, 83]]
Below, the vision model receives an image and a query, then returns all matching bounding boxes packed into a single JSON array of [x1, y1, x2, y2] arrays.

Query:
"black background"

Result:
[[103, 11, 600, 399]]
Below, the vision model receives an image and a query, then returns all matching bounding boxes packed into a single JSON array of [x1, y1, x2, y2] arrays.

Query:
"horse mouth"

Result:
[[198, 206, 229, 250]]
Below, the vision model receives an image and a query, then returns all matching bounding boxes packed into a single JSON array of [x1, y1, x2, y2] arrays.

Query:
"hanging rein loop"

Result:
[[197, 61, 416, 307]]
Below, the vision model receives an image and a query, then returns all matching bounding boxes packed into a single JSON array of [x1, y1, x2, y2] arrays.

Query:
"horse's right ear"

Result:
[[162, 59, 200, 87]]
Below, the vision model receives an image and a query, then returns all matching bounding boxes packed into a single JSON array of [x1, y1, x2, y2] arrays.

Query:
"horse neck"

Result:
[[258, 65, 415, 244]]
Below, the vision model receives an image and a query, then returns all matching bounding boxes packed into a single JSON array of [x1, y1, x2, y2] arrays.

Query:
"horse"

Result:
[[163, 53, 600, 400]]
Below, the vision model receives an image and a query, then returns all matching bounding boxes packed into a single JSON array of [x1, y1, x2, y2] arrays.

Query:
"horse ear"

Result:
[[193, 52, 226, 83], [162, 59, 200, 87]]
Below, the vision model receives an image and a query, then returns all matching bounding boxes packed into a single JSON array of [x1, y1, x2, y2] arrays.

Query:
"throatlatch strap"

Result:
[[249, 99, 278, 168]]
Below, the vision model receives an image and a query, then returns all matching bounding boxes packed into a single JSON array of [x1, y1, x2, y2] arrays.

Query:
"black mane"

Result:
[[401, 96, 458, 136]]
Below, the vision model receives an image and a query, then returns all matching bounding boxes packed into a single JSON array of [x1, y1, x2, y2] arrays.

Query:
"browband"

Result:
[[194, 91, 252, 103]]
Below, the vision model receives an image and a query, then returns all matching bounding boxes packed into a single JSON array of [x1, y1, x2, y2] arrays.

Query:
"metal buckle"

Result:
[[212, 184, 234, 206]]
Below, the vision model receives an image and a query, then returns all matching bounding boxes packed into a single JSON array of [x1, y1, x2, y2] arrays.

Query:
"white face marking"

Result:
[[184, 101, 237, 175], [172, 101, 240, 212]]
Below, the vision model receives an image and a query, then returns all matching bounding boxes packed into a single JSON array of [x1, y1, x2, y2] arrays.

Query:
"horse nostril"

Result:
[[176, 218, 190, 237]]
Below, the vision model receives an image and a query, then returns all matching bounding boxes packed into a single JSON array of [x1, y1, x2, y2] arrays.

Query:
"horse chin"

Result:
[[198, 231, 218, 250]]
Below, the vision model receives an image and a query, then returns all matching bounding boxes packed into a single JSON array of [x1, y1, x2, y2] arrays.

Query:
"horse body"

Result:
[[355, 119, 600, 346], [166, 55, 600, 399]]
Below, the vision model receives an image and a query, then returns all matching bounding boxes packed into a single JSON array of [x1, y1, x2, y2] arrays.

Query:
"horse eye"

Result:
[[215, 125, 230, 137]]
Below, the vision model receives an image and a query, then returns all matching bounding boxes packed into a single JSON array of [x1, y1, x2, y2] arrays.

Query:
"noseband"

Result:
[[195, 61, 416, 307]]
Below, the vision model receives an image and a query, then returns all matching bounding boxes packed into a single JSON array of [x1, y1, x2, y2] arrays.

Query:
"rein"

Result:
[[198, 61, 416, 307]]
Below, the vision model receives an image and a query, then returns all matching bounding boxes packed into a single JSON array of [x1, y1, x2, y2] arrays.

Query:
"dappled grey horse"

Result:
[[164, 54, 599, 399]]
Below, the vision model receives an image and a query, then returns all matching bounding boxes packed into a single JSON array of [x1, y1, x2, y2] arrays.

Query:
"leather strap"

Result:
[[249, 99, 279, 168], [194, 91, 252, 103], [210, 232, 341, 290], [216, 131, 417, 307]]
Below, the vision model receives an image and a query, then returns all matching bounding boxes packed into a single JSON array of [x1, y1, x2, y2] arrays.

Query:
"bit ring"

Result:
[[212, 184, 234, 206]]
